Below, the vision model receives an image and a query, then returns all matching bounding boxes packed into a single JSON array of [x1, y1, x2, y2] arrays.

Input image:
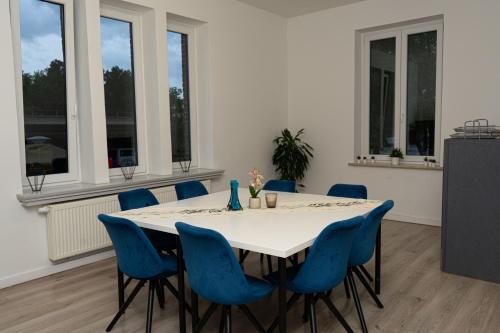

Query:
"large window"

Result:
[[100, 15, 139, 170], [168, 23, 197, 166], [361, 20, 443, 161], [14, 0, 78, 181]]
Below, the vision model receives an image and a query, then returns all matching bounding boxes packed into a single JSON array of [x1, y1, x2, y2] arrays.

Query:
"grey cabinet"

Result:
[[442, 139, 500, 283]]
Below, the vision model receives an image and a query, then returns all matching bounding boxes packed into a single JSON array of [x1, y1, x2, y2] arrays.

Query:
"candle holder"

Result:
[[265, 192, 278, 208], [27, 172, 46, 193]]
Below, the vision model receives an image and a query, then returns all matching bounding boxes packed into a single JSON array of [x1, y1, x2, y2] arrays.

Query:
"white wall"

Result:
[[287, 0, 500, 226], [0, 0, 287, 288]]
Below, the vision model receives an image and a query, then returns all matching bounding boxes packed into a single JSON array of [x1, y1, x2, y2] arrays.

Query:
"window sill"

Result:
[[17, 168, 225, 207], [348, 161, 443, 171]]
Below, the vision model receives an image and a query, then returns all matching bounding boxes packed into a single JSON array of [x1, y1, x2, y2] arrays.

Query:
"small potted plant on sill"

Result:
[[248, 168, 264, 209], [363, 156, 367, 164], [390, 148, 404, 166], [370, 156, 375, 164], [356, 156, 361, 164]]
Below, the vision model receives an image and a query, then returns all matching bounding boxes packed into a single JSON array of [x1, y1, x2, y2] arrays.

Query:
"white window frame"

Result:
[[360, 20, 443, 163], [167, 21, 199, 170], [100, 5, 149, 178], [11, 0, 80, 186]]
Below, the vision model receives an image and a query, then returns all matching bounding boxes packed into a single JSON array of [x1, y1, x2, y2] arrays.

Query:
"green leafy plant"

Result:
[[272, 129, 314, 187], [390, 148, 404, 159]]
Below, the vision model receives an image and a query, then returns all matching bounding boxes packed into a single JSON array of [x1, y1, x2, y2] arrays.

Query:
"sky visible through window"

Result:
[[20, 0, 63, 75], [168, 31, 184, 96]]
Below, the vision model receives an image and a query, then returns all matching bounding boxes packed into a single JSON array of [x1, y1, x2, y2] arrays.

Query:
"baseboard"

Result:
[[387, 212, 441, 227], [0, 250, 115, 289]]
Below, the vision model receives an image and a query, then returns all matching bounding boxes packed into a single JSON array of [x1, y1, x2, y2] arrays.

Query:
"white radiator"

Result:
[[46, 181, 211, 262]]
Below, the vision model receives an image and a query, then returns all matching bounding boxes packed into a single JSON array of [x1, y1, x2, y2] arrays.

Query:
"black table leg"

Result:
[[117, 266, 124, 308], [177, 237, 186, 333], [191, 289, 199, 331], [375, 225, 381, 295], [278, 257, 287, 333]]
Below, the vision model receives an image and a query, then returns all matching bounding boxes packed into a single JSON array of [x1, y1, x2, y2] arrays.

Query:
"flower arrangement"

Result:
[[248, 168, 264, 198]]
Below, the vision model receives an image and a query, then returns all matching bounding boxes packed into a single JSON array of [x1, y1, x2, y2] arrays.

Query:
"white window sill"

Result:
[[17, 168, 224, 207], [348, 161, 443, 171]]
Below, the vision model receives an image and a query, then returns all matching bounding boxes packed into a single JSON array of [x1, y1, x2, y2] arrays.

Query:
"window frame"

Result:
[[11, 0, 80, 185], [360, 20, 443, 162], [100, 5, 149, 178], [167, 21, 199, 170]]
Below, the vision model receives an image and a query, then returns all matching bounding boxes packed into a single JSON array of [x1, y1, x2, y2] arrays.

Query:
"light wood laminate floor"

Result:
[[1, 220, 500, 333]]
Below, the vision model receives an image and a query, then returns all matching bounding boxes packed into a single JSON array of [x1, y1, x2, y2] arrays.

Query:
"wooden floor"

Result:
[[2, 220, 500, 333]]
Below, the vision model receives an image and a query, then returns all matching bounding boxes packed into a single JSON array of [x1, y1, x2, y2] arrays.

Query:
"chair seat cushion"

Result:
[[143, 229, 177, 252], [159, 254, 178, 277], [264, 264, 302, 292], [245, 275, 275, 302]]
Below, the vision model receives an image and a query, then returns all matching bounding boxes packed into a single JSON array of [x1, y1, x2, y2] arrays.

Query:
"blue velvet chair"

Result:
[[345, 200, 394, 333], [116, 188, 177, 311], [266, 217, 362, 333], [262, 179, 296, 193], [175, 181, 209, 201], [327, 184, 367, 200], [98, 214, 178, 333], [176, 222, 275, 333], [118, 188, 177, 253]]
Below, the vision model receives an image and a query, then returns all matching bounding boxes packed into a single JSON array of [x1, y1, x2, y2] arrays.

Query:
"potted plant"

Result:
[[272, 129, 314, 190], [356, 156, 361, 164], [248, 168, 264, 209], [390, 148, 404, 166], [370, 156, 375, 164]]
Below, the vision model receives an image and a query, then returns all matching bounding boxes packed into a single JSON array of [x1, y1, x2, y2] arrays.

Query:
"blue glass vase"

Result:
[[227, 179, 243, 211]]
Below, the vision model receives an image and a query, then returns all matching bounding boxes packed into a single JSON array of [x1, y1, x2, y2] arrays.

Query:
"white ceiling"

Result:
[[235, 0, 366, 18]]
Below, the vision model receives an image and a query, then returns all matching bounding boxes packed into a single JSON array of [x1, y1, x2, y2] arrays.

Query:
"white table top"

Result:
[[111, 190, 383, 258]]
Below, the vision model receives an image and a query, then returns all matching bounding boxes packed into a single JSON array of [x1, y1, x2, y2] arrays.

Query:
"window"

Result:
[[13, 0, 78, 183], [100, 7, 146, 174], [361, 20, 443, 161], [167, 22, 197, 167]]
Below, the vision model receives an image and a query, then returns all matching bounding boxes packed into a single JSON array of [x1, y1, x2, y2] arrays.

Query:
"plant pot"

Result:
[[391, 157, 400, 166], [249, 197, 261, 209]]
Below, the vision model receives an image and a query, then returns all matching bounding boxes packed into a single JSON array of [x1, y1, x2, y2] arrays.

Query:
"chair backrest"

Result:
[[349, 200, 394, 266], [262, 179, 296, 193], [98, 214, 165, 279], [175, 222, 252, 305], [175, 181, 209, 200], [327, 184, 367, 199], [118, 188, 159, 211], [290, 217, 362, 294]]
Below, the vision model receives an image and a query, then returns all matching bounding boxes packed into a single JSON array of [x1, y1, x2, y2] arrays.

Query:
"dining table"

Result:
[[111, 188, 384, 333]]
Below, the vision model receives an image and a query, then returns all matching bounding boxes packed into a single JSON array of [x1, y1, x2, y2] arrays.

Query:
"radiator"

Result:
[[46, 181, 211, 262]]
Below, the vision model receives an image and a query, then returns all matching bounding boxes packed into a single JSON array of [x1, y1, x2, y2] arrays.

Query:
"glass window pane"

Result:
[[168, 31, 191, 163], [369, 37, 396, 155], [100, 17, 138, 168], [406, 31, 437, 156], [20, 0, 68, 176]]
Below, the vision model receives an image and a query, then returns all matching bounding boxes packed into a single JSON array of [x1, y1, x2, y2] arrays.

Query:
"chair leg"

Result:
[[303, 294, 310, 323], [319, 293, 354, 333], [344, 278, 351, 299], [225, 306, 232, 333], [155, 279, 165, 309], [353, 266, 384, 309], [219, 306, 226, 333], [117, 266, 124, 308], [239, 304, 267, 333], [359, 265, 374, 282], [309, 297, 318, 333], [266, 255, 273, 274], [145, 281, 155, 333], [106, 280, 146, 332], [346, 270, 368, 333]]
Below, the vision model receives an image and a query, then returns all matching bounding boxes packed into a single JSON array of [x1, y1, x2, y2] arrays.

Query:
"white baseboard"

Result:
[[0, 250, 115, 289], [387, 212, 441, 227]]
